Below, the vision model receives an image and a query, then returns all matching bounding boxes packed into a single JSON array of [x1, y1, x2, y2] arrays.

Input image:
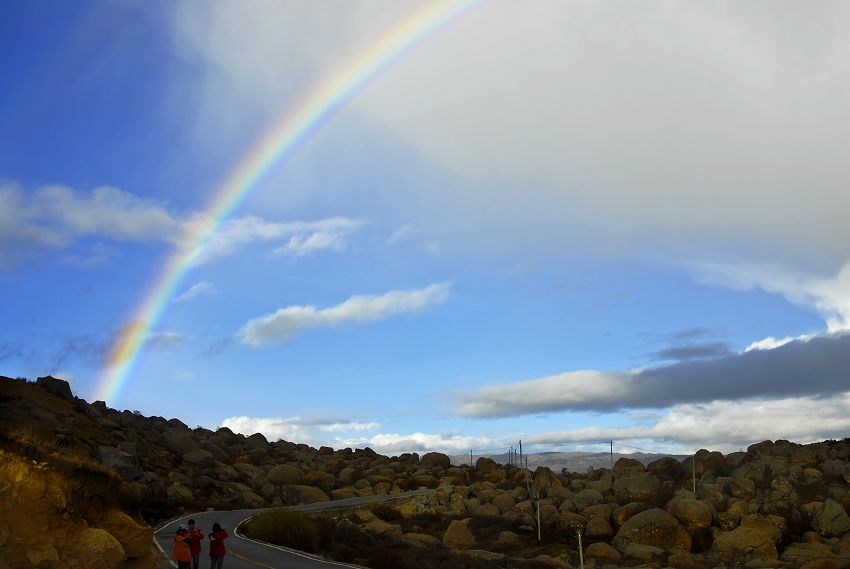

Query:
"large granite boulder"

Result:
[[99, 508, 152, 558], [267, 464, 305, 486], [613, 473, 661, 503], [36, 376, 73, 400], [282, 484, 329, 504], [813, 498, 850, 537], [710, 526, 778, 564], [443, 520, 475, 549], [75, 528, 125, 569], [420, 452, 451, 469], [612, 508, 691, 552], [666, 495, 713, 530]]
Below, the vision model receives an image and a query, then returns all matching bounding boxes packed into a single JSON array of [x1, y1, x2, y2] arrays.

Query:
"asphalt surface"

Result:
[[154, 490, 434, 569]]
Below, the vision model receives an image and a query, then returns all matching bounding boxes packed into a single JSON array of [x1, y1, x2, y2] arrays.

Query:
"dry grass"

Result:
[[0, 424, 116, 477]]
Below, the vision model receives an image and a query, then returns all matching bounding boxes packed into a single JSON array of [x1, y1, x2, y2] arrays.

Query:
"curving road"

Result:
[[154, 490, 434, 569]]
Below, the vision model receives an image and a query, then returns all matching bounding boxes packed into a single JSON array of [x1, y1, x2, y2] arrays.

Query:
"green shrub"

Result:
[[245, 509, 319, 552]]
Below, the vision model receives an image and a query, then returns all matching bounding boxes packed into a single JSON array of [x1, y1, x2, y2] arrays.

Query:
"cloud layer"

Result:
[[171, 1, 850, 265], [454, 333, 850, 417], [239, 282, 450, 347], [525, 393, 850, 454]]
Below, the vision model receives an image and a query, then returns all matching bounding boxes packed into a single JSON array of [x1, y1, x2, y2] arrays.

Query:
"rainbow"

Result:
[[95, 0, 480, 404]]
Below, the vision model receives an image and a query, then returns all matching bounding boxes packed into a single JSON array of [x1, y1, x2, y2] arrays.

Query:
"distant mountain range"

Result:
[[450, 450, 690, 472]]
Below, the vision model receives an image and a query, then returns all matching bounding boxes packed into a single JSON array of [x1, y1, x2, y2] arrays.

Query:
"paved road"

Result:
[[154, 490, 433, 569]]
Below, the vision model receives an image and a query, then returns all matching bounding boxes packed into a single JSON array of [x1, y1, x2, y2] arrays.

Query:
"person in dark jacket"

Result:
[[187, 519, 205, 569], [208, 522, 229, 569]]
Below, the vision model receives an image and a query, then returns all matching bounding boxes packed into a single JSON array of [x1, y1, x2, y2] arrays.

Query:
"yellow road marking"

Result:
[[229, 550, 275, 568]]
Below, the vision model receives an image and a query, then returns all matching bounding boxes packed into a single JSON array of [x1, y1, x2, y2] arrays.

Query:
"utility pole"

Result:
[[469, 450, 473, 467], [577, 530, 584, 569], [519, 440, 523, 472], [610, 440, 614, 468]]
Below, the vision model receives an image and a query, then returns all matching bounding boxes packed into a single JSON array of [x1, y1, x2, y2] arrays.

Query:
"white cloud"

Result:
[[222, 415, 314, 444], [744, 335, 803, 352], [695, 260, 850, 332], [37, 185, 180, 241], [320, 422, 381, 433], [0, 183, 177, 267], [239, 282, 451, 347], [335, 431, 497, 455], [220, 415, 382, 447], [186, 215, 363, 264], [453, 332, 850, 417], [173, 281, 218, 303]]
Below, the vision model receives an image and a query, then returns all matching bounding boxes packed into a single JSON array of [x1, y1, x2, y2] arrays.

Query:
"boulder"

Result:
[[245, 432, 268, 450], [492, 492, 516, 514], [267, 464, 305, 486], [781, 542, 840, 565], [718, 499, 749, 530], [27, 543, 60, 568], [739, 514, 782, 544], [573, 488, 604, 509], [613, 502, 647, 527], [612, 508, 691, 552], [613, 457, 646, 477], [442, 519, 475, 549], [475, 457, 498, 474], [166, 482, 195, 506], [648, 456, 685, 481], [619, 544, 665, 563], [613, 473, 661, 503], [473, 503, 500, 517], [585, 514, 614, 541], [76, 527, 125, 569], [710, 526, 778, 563], [183, 449, 215, 468], [401, 532, 440, 548], [420, 452, 451, 469], [667, 549, 698, 568], [161, 432, 196, 456], [813, 498, 850, 537], [239, 490, 265, 508], [95, 446, 142, 480], [99, 508, 153, 558], [585, 542, 621, 563], [667, 497, 713, 530], [498, 530, 519, 544], [282, 484, 329, 504], [35, 376, 73, 400], [364, 518, 403, 539]]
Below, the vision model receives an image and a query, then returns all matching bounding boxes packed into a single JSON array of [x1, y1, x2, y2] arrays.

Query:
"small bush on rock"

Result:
[[245, 509, 319, 552]]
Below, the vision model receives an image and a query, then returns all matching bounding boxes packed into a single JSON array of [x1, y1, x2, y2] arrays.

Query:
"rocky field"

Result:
[[2, 375, 850, 569]]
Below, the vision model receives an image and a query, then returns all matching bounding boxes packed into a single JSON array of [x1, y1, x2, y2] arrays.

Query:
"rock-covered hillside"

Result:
[[3, 374, 850, 568]]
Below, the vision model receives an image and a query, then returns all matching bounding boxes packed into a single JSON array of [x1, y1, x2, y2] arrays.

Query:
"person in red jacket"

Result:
[[172, 525, 192, 569], [187, 519, 205, 569], [208, 522, 228, 569]]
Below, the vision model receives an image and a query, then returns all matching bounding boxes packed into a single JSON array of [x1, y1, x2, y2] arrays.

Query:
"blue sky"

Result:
[[2, 1, 849, 457]]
